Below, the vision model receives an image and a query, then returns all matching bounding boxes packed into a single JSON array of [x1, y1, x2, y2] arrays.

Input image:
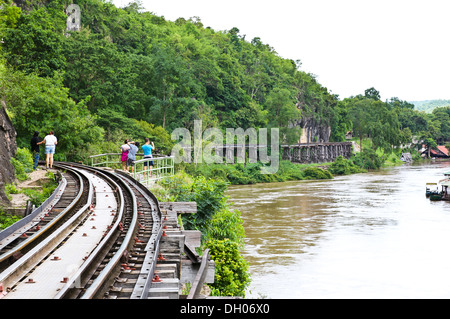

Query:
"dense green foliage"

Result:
[[328, 156, 366, 175], [0, 213, 21, 230], [205, 239, 250, 297], [412, 100, 450, 113], [0, 0, 341, 161], [10, 147, 34, 181], [158, 171, 228, 233], [155, 171, 250, 296], [331, 88, 450, 160], [1, 0, 449, 164], [182, 160, 333, 185]]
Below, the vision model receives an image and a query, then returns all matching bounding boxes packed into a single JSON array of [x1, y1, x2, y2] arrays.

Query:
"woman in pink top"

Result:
[[120, 139, 131, 171]]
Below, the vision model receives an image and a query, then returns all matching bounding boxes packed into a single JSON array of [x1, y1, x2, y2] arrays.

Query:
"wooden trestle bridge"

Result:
[[281, 142, 353, 163]]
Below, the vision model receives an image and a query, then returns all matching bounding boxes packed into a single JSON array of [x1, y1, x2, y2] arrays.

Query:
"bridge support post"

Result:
[[281, 142, 353, 164]]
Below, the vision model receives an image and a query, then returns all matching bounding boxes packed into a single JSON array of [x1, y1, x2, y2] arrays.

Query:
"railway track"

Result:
[[0, 168, 85, 269], [0, 162, 181, 299]]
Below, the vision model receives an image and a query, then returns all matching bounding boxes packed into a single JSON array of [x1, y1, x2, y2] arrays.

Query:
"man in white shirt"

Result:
[[38, 131, 58, 169]]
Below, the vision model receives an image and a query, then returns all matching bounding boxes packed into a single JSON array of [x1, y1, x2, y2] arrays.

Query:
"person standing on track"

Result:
[[141, 138, 155, 178], [120, 139, 131, 171], [127, 141, 139, 174], [37, 131, 57, 169]]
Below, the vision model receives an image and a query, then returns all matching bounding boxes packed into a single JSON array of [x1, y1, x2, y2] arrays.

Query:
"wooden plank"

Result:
[[187, 249, 211, 299], [184, 242, 200, 263], [159, 202, 197, 214], [181, 259, 215, 284], [182, 230, 201, 248]]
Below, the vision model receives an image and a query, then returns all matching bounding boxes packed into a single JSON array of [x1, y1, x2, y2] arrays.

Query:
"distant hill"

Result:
[[411, 100, 450, 113]]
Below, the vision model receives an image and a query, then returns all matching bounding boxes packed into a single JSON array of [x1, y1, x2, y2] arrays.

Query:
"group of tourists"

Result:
[[120, 138, 155, 177], [30, 131, 155, 177], [30, 131, 58, 170]]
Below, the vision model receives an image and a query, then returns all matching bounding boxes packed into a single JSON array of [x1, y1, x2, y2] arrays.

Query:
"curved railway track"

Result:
[[0, 162, 176, 299], [0, 168, 83, 269]]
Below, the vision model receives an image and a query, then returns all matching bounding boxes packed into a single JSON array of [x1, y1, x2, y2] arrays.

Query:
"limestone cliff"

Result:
[[0, 99, 17, 205], [297, 117, 331, 144]]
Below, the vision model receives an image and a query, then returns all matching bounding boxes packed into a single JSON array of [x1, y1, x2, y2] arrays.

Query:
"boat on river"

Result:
[[438, 180, 450, 201], [427, 172, 450, 201], [430, 193, 443, 201], [426, 183, 439, 197]]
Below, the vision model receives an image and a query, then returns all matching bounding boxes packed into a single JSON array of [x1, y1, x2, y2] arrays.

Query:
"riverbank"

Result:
[[178, 152, 396, 186], [180, 160, 336, 185]]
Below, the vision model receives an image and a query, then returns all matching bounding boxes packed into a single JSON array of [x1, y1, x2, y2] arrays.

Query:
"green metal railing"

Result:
[[88, 153, 174, 187]]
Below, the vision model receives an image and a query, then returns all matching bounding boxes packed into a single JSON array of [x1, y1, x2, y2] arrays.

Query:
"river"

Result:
[[227, 161, 450, 299]]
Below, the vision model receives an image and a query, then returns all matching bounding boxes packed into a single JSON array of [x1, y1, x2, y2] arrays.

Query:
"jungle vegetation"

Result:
[[1, 0, 448, 165]]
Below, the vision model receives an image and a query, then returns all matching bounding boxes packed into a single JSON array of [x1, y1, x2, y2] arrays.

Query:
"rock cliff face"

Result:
[[0, 100, 17, 205], [298, 117, 331, 144]]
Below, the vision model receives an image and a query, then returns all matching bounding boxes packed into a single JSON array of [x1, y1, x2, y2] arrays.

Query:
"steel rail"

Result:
[[0, 165, 92, 291], [138, 227, 163, 299], [0, 167, 83, 265], [52, 165, 124, 298], [1, 162, 167, 299], [77, 167, 136, 299], [114, 171, 163, 299], [47, 162, 151, 299]]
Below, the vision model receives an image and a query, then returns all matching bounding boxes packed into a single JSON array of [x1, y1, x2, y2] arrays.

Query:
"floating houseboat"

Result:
[[439, 180, 450, 201], [426, 182, 439, 197], [427, 171, 450, 201]]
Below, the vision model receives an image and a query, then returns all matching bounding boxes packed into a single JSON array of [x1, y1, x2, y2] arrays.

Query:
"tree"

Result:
[[2, 6, 66, 77], [0, 68, 103, 160], [61, 30, 134, 114], [329, 100, 351, 141], [389, 97, 414, 110], [364, 87, 381, 101], [265, 88, 301, 143], [348, 97, 371, 157], [424, 137, 437, 158], [431, 107, 450, 143]]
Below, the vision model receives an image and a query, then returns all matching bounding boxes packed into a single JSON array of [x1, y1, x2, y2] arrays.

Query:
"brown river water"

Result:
[[227, 161, 450, 299]]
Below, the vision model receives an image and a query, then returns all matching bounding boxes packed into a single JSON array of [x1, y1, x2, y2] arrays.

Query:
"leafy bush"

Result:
[[354, 149, 384, 170], [277, 161, 306, 180], [301, 166, 333, 179], [158, 171, 229, 233], [205, 207, 245, 247], [5, 183, 19, 194], [10, 147, 33, 181], [157, 170, 251, 297], [0, 213, 21, 230], [181, 176, 228, 231], [329, 155, 365, 175], [205, 239, 251, 297]]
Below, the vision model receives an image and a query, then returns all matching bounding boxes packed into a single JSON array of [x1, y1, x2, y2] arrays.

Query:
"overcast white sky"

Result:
[[112, 0, 450, 102]]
